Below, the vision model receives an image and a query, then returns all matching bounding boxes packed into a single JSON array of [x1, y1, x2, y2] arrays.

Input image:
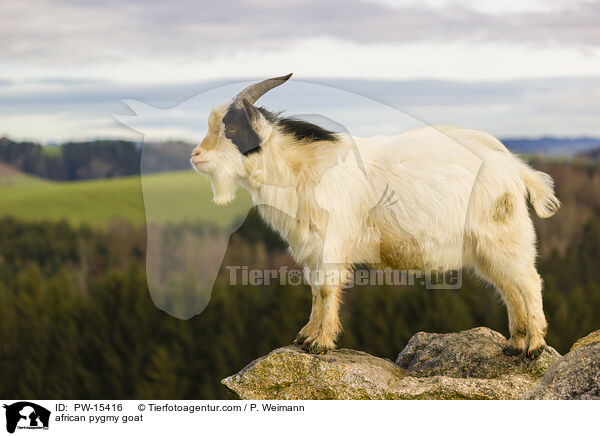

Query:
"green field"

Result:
[[0, 170, 252, 228]]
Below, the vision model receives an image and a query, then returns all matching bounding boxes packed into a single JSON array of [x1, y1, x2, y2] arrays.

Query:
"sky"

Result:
[[1, 0, 600, 142]]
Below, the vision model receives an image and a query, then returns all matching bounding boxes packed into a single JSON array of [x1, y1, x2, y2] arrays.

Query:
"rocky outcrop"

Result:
[[570, 330, 600, 351], [223, 347, 406, 400], [395, 327, 557, 378], [222, 327, 561, 400], [524, 330, 600, 399]]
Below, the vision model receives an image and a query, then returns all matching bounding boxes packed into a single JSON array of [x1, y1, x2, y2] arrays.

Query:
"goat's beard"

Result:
[[208, 170, 238, 205]]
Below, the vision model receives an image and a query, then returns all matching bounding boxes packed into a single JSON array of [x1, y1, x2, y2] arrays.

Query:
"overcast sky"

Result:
[[1, 0, 599, 142]]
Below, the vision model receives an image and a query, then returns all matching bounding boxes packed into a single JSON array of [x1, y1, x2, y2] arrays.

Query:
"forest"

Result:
[[0, 137, 192, 180], [0, 152, 599, 399]]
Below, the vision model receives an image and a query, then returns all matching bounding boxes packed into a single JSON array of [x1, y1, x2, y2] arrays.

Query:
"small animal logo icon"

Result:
[[3, 402, 50, 433], [115, 80, 466, 320]]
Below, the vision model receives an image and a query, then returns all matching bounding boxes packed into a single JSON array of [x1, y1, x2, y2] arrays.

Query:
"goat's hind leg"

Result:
[[474, 263, 528, 356], [294, 285, 322, 346], [491, 260, 548, 359], [517, 265, 547, 359], [496, 280, 528, 356]]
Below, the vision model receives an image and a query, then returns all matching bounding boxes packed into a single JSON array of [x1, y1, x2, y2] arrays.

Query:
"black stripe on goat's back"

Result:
[[256, 107, 338, 143], [277, 117, 338, 142]]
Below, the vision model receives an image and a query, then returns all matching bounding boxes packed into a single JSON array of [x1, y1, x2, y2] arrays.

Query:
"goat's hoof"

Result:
[[307, 342, 331, 355], [502, 343, 523, 356], [301, 336, 331, 354], [301, 337, 313, 351], [293, 334, 307, 346], [502, 336, 526, 356], [526, 344, 546, 360]]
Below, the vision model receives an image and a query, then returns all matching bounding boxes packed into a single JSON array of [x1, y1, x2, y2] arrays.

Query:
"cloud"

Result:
[[1, 0, 598, 141], [1, 76, 599, 141], [1, 0, 599, 67]]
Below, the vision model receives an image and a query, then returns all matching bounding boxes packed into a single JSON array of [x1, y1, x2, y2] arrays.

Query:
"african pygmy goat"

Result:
[[191, 74, 560, 358]]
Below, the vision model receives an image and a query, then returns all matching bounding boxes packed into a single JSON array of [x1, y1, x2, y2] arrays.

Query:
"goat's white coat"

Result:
[[192, 102, 560, 357]]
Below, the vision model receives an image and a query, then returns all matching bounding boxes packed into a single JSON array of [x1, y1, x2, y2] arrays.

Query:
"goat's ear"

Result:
[[242, 99, 271, 138], [242, 99, 259, 121]]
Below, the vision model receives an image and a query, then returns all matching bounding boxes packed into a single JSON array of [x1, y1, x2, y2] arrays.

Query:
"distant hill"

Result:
[[1, 136, 599, 183], [0, 170, 251, 228], [0, 137, 193, 181], [0, 137, 139, 180], [502, 137, 600, 156], [0, 161, 19, 176], [0, 162, 46, 187], [576, 147, 600, 160]]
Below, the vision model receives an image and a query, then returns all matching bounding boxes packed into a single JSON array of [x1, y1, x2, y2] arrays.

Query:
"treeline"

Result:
[[1, 209, 600, 399], [0, 137, 192, 180], [2, 135, 600, 183], [1, 157, 600, 399]]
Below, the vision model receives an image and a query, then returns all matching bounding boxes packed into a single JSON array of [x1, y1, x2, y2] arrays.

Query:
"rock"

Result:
[[570, 330, 600, 351], [395, 327, 558, 379], [222, 346, 407, 400], [524, 330, 600, 399], [222, 327, 560, 400]]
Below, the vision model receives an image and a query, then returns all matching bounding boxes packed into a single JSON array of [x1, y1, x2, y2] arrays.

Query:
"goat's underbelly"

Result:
[[378, 233, 465, 271], [379, 235, 424, 270]]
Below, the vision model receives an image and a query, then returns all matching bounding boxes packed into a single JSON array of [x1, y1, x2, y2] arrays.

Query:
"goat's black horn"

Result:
[[233, 73, 293, 107]]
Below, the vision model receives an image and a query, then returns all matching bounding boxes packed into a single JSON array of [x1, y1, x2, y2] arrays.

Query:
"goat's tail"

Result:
[[518, 164, 561, 218]]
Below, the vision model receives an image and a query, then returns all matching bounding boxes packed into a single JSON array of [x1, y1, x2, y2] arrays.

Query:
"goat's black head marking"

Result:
[[223, 73, 338, 154], [223, 103, 261, 155], [224, 73, 293, 155]]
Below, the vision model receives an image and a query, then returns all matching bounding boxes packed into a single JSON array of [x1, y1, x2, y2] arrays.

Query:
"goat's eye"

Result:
[[225, 127, 236, 134]]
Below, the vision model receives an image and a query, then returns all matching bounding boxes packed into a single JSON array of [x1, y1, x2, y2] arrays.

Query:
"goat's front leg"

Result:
[[302, 267, 349, 354], [294, 285, 322, 346], [302, 284, 342, 354], [300, 204, 354, 354]]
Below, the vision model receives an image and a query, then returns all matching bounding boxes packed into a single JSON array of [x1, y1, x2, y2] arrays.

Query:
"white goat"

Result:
[[191, 74, 560, 358]]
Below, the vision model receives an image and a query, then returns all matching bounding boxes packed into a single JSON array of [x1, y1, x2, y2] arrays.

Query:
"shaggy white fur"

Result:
[[192, 96, 559, 359]]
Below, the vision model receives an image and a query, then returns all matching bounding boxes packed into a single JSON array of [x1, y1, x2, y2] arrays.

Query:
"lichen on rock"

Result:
[[570, 330, 600, 352], [222, 347, 407, 400], [395, 327, 558, 379], [222, 327, 563, 400], [524, 329, 600, 400]]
